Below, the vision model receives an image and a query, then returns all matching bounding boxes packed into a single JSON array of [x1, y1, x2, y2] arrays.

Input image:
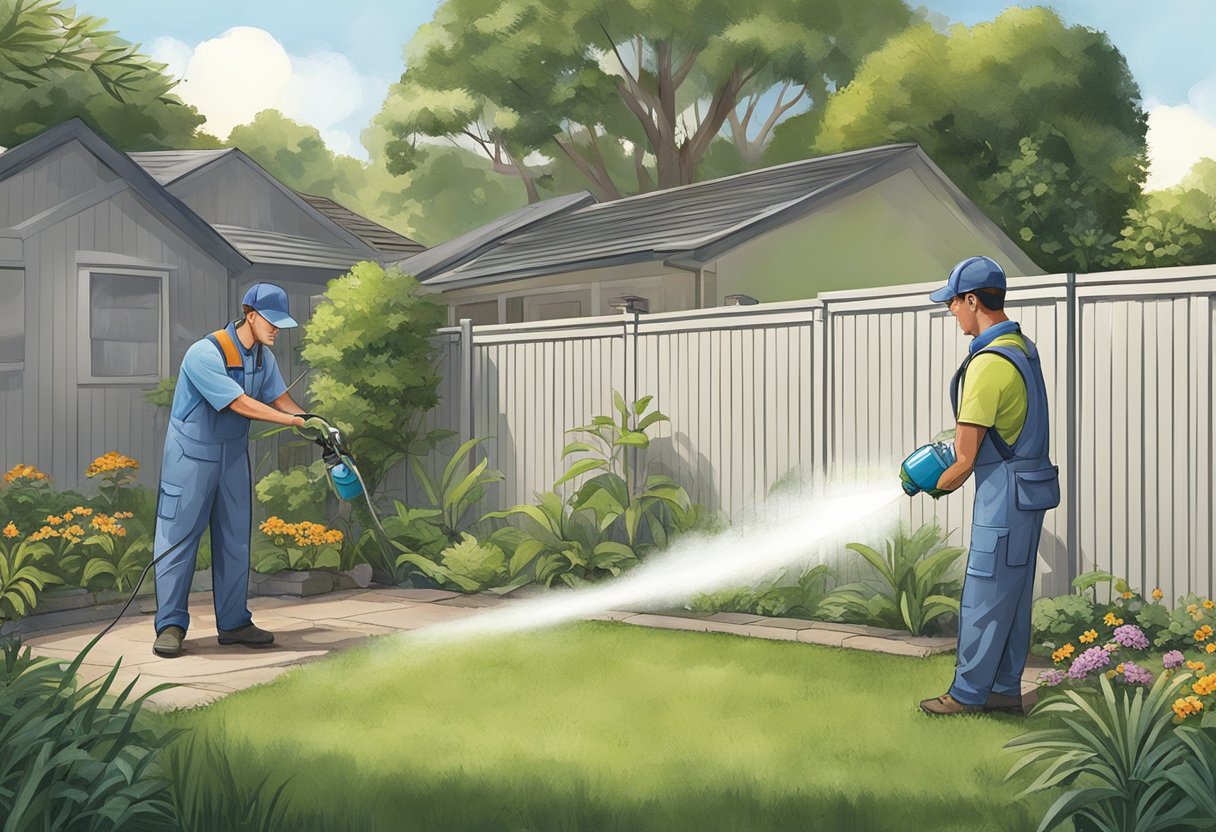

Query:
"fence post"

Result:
[[459, 318, 474, 470], [1065, 272, 1078, 591]]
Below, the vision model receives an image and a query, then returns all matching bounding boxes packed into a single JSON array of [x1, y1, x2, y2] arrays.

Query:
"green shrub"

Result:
[[409, 436, 505, 540], [828, 524, 965, 635], [0, 637, 180, 830], [396, 532, 508, 592], [1006, 671, 1212, 832], [686, 565, 839, 620], [0, 535, 59, 622], [685, 588, 758, 614], [1030, 593, 1098, 656], [255, 461, 330, 523]]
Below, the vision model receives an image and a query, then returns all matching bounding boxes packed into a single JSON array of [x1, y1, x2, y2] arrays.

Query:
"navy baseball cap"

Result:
[[241, 282, 298, 328], [929, 256, 1006, 303]]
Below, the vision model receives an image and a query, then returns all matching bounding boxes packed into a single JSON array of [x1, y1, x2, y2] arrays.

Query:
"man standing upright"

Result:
[[915, 256, 1061, 715], [151, 282, 331, 658]]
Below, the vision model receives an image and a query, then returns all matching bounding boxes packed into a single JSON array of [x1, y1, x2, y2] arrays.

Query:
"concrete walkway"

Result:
[[21, 588, 1045, 710]]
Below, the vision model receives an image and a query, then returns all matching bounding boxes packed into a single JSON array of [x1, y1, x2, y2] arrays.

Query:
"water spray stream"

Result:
[[404, 479, 906, 648]]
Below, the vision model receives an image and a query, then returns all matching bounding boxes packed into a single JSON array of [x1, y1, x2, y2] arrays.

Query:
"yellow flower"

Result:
[[1079, 629, 1098, 644], [85, 451, 139, 478], [1188, 604, 1200, 615], [1197, 627, 1214, 642], [1103, 612, 1124, 627], [1188, 660, 1207, 673], [3, 463, 48, 483], [1206, 600, 1216, 610], [2, 522, 17, 539], [72, 506, 93, 516], [1116, 664, 1125, 675], [1193, 673, 1216, 697], [1207, 643, 1216, 655], [1122, 591, 1134, 599], [1173, 696, 1205, 719], [1052, 644, 1076, 663], [1152, 588, 1164, 601]]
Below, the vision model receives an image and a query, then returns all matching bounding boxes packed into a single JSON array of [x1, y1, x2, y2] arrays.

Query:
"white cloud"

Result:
[[150, 27, 374, 158], [1146, 77, 1216, 192]]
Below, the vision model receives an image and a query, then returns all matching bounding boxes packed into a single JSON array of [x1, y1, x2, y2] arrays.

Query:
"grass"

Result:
[[164, 622, 1055, 831]]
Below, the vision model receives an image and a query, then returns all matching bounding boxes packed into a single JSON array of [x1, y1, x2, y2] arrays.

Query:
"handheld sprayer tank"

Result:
[[322, 446, 363, 502], [899, 441, 956, 495]]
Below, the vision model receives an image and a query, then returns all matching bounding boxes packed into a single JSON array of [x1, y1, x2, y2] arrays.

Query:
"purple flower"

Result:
[[1163, 650, 1185, 669], [1068, 646, 1112, 680], [1121, 662, 1154, 686], [1113, 624, 1149, 650], [1038, 669, 1066, 687]]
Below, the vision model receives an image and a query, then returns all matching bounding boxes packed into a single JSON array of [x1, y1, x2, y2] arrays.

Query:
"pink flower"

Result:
[[1069, 646, 1112, 680], [1163, 650, 1185, 669]]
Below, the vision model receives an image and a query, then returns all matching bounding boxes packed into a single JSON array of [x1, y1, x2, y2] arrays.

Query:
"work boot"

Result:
[[919, 693, 983, 716], [153, 626, 186, 658], [217, 623, 275, 647], [984, 691, 1025, 715]]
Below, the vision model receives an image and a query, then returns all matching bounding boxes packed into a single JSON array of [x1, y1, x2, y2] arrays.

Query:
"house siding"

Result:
[[14, 186, 229, 489], [0, 140, 117, 228], [712, 168, 1031, 304]]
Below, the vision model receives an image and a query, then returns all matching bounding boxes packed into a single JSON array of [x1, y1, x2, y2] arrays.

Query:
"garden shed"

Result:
[[0, 118, 423, 491]]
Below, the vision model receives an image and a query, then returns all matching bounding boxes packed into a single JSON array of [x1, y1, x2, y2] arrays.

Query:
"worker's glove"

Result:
[[293, 414, 340, 446], [927, 487, 952, 500]]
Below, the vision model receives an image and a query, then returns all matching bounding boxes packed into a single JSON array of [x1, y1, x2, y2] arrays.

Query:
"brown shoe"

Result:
[[919, 693, 983, 715], [984, 691, 1025, 714]]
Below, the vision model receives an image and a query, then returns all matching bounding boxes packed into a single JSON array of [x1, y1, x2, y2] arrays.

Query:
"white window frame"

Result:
[[77, 266, 170, 385], [0, 268, 24, 373]]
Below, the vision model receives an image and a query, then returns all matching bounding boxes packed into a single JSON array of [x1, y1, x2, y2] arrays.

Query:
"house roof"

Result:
[[127, 149, 235, 185], [394, 190, 596, 281], [419, 144, 1038, 290], [0, 119, 249, 273], [212, 224, 374, 270], [297, 192, 425, 257]]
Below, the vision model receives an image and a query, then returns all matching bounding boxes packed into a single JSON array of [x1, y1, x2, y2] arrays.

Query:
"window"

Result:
[[454, 300, 498, 326], [0, 269, 23, 371], [78, 268, 168, 383]]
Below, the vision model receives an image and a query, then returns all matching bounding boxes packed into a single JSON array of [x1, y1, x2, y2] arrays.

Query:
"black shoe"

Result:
[[153, 625, 186, 658], [217, 623, 275, 647]]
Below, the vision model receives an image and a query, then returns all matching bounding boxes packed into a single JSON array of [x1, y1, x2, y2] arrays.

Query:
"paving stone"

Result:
[[583, 610, 636, 622], [435, 594, 509, 608], [272, 598, 417, 621], [371, 588, 462, 602], [619, 614, 740, 635], [705, 612, 767, 625], [314, 618, 397, 635], [348, 603, 478, 630], [754, 617, 821, 631], [806, 621, 905, 637], [642, 609, 718, 621], [839, 636, 933, 658], [144, 686, 229, 712], [344, 590, 421, 606], [795, 628, 853, 647], [735, 625, 800, 642]]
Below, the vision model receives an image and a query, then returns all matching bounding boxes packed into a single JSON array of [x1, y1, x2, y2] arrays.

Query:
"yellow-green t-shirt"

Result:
[[956, 333, 1029, 446]]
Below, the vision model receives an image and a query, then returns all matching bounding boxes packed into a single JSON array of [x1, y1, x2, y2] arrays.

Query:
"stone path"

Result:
[[20, 588, 1045, 710]]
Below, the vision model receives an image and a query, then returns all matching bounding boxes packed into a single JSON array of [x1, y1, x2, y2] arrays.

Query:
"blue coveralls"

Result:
[[153, 322, 287, 635], [947, 320, 1061, 706]]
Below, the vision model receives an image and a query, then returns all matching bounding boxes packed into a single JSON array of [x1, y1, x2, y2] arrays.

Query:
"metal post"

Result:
[[459, 318, 474, 469]]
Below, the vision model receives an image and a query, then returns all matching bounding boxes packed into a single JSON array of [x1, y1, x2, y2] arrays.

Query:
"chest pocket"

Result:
[[1015, 466, 1061, 511]]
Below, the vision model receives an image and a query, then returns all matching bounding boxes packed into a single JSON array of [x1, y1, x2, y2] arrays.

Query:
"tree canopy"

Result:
[[372, 0, 914, 202], [0, 0, 211, 149], [795, 7, 1147, 271]]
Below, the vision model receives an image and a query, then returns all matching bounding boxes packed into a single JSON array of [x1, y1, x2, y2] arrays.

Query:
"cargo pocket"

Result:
[[1015, 466, 1061, 511], [966, 525, 1007, 578], [157, 482, 184, 520], [174, 433, 222, 462]]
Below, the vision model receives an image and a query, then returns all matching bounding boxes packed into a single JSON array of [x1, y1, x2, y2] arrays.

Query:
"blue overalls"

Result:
[[152, 322, 286, 635], [947, 320, 1061, 706]]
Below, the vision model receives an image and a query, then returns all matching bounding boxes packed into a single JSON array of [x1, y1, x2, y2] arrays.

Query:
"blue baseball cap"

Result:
[[929, 256, 1006, 303], [241, 282, 298, 329]]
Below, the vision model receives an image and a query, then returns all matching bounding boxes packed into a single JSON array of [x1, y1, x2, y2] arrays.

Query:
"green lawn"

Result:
[[166, 622, 1055, 831]]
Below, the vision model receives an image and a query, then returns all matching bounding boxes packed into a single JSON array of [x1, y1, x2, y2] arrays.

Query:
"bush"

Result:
[[255, 461, 331, 524]]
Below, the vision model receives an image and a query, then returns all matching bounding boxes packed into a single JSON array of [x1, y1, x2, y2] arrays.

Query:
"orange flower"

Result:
[[1152, 588, 1164, 601], [3, 463, 48, 483], [2, 522, 17, 539], [85, 451, 139, 478]]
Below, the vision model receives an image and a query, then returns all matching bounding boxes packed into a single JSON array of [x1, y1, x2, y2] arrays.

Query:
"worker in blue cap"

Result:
[[151, 282, 334, 658], [908, 256, 1060, 715]]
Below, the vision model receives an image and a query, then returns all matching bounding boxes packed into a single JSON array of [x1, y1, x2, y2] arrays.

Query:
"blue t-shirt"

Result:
[[170, 326, 287, 421]]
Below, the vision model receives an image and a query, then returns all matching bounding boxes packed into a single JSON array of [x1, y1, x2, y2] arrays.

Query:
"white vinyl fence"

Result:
[[423, 265, 1216, 602]]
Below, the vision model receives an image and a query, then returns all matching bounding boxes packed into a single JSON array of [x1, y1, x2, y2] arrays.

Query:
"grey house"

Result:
[[396, 144, 1042, 325], [0, 118, 422, 491]]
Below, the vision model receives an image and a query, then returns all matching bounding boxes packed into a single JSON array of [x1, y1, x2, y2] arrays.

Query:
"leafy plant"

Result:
[[142, 376, 177, 411], [1031, 593, 1098, 656], [0, 636, 180, 830], [828, 524, 964, 636], [410, 436, 505, 540], [251, 517, 344, 573], [753, 565, 837, 618], [560, 392, 697, 550], [255, 461, 331, 523], [0, 534, 59, 621], [84, 451, 140, 510], [80, 522, 153, 593], [1006, 671, 1207, 832], [394, 532, 507, 592], [485, 492, 639, 590], [165, 735, 293, 832]]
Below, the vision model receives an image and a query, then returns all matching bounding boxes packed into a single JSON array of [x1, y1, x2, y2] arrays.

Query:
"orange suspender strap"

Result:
[[208, 328, 242, 370]]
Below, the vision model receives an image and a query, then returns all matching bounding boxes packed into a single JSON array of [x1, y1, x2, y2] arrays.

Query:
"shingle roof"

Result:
[[212, 224, 372, 270], [297, 192, 425, 257], [394, 191, 596, 281], [127, 149, 234, 185], [421, 145, 919, 289]]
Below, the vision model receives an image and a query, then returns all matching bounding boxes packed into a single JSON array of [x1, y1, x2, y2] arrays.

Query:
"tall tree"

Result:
[[228, 110, 366, 201], [0, 0, 210, 149], [792, 8, 1147, 272], [373, 0, 914, 202]]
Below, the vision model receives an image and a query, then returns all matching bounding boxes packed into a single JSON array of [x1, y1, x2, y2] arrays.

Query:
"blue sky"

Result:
[[74, 1, 1216, 187]]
